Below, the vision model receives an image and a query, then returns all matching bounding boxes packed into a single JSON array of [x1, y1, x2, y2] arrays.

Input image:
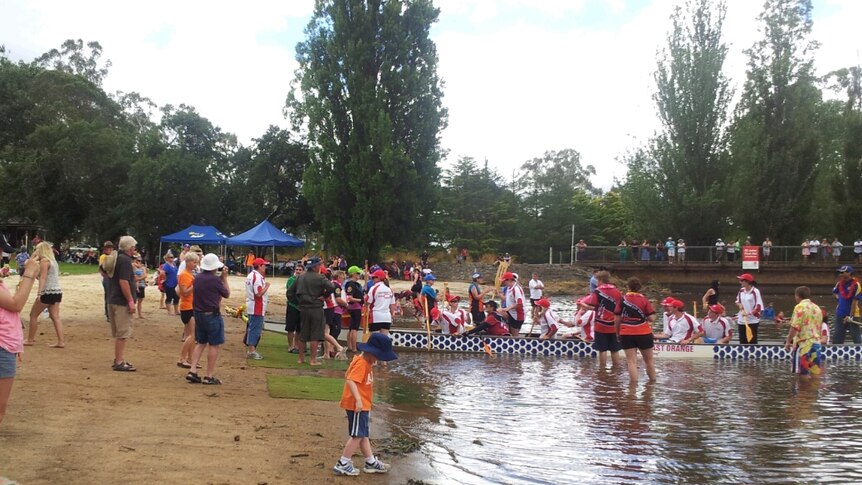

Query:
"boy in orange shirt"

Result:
[[333, 333, 398, 476]]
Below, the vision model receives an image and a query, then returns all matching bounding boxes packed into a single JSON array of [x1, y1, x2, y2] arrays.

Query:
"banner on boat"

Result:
[[742, 245, 760, 270]]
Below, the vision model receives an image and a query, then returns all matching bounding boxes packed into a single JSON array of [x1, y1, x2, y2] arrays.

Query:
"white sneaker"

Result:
[[333, 460, 360, 476], [247, 351, 263, 360], [363, 458, 391, 474]]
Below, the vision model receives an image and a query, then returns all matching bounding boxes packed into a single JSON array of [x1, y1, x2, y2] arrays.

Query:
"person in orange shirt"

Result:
[[333, 333, 398, 476], [244, 251, 255, 275], [176, 252, 198, 368]]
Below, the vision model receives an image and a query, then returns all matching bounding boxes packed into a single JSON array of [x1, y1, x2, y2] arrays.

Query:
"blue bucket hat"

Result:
[[358, 333, 398, 362], [424, 273, 437, 281], [837, 265, 855, 274]]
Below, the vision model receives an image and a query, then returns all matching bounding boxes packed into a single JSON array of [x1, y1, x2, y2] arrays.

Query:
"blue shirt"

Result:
[[163, 262, 178, 288], [15, 252, 28, 269], [421, 284, 437, 303], [833, 279, 861, 316], [589, 275, 598, 293]]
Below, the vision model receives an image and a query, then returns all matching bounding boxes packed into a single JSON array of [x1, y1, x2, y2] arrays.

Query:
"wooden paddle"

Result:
[[423, 292, 432, 350], [741, 311, 754, 342]]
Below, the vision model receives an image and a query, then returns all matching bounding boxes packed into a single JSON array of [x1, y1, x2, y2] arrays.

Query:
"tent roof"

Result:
[[160, 225, 228, 245], [226, 220, 304, 247]]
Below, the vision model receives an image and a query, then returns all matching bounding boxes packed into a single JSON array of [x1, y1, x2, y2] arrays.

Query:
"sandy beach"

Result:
[[0, 271, 444, 484]]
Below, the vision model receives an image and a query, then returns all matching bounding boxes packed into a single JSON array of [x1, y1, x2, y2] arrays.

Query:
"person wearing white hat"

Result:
[[185, 253, 230, 385]]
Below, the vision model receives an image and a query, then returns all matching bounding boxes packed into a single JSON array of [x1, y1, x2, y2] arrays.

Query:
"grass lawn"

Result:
[[265, 374, 344, 401], [249, 332, 350, 370], [57, 262, 102, 275]]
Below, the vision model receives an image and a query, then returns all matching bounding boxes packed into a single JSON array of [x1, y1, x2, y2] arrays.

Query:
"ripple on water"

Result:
[[381, 353, 862, 484]]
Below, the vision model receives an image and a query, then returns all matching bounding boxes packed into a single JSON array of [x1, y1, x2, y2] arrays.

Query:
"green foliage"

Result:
[[288, 0, 447, 261]]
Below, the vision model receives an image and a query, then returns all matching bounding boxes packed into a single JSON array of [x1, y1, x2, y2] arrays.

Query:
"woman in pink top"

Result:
[[0, 257, 40, 426]]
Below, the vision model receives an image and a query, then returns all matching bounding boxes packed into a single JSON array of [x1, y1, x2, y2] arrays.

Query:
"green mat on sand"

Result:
[[266, 374, 344, 401], [248, 332, 350, 370]]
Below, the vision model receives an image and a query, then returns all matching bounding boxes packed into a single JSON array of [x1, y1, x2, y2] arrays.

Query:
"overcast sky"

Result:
[[2, 0, 860, 189]]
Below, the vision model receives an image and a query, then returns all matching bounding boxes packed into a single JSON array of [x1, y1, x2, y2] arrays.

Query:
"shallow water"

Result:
[[379, 354, 862, 484]]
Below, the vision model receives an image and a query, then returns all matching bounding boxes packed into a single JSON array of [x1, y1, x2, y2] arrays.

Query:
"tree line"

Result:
[[1, 0, 859, 264]]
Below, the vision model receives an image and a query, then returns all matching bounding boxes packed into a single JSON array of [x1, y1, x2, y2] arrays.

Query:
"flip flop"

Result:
[[177, 361, 192, 369], [49, 344, 65, 348]]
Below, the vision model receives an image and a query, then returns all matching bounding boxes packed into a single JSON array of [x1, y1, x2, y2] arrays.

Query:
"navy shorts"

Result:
[[620, 333, 654, 350], [0, 347, 16, 378], [346, 410, 370, 438], [593, 332, 622, 352], [506, 315, 524, 330], [285, 306, 301, 332], [348, 309, 362, 331], [164, 286, 179, 305], [194, 312, 225, 346], [369, 321, 391, 332]]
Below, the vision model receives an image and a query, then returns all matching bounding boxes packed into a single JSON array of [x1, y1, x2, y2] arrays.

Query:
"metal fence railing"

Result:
[[539, 245, 857, 266]]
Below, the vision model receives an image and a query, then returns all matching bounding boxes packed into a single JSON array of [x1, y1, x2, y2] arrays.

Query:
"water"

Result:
[[379, 354, 862, 484]]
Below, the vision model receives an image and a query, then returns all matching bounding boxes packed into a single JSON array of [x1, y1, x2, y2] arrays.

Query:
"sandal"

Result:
[[202, 376, 222, 385], [112, 361, 136, 372], [177, 361, 192, 369], [335, 349, 348, 361], [186, 372, 202, 384]]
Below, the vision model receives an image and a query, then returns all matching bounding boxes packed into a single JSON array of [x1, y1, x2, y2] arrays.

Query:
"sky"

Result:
[[2, 0, 860, 190]]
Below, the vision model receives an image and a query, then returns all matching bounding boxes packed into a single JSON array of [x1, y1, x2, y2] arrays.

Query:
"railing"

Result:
[[540, 245, 858, 266]]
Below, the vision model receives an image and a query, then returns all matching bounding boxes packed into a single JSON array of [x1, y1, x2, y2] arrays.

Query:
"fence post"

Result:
[[549, 247, 552, 265]]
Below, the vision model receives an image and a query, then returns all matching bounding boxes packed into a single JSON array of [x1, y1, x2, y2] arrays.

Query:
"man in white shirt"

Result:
[[365, 269, 396, 335], [528, 273, 544, 323], [655, 299, 703, 344], [245, 258, 271, 359], [702, 304, 732, 344], [715, 239, 725, 263], [854, 238, 862, 264], [809, 239, 820, 264], [500, 272, 526, 337]]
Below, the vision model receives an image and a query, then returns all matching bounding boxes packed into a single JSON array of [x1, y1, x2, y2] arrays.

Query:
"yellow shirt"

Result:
[[790, 299, 822, 346]]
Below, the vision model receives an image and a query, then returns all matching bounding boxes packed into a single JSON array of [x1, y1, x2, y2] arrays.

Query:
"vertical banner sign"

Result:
[[742, 246, 760, 270]]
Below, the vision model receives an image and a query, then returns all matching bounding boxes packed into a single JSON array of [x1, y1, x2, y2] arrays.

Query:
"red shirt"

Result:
[[584, 284, 622, 334], [484, 313, 510, 336], [620, 292, 655, 336]]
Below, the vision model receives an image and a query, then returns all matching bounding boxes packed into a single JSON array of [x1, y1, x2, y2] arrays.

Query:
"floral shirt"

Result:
[[790, 299, 823, 347]]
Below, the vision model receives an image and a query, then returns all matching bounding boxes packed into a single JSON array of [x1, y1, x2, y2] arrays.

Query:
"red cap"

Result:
[[661, 297, 676, 307], [671, 299, 685, 310], [446, 294, 461, 303], [430, 308, 440, 320], [737, 273, 754, 282], [536, 297, 551, 308], [252, 258, 267, 266], [501, 272, 515, 281], [371, 269, 387, 280], [708, 304, 724, 314]]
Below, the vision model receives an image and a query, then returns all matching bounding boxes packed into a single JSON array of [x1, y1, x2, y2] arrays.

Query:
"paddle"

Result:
[[483, 339, 494, 357], [422, 292, 432, 350], [361, 260, 370, 343], [741, 311, 754, 342]]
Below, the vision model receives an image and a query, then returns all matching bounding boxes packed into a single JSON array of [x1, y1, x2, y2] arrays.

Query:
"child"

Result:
[[463, 300, 509, 336], [536, 297, 574, 340], [440, 295, 469, 335], [333, 333, 398, 476]]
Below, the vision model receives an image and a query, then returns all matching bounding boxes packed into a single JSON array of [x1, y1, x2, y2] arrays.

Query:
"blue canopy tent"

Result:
[[159, 225, 228, 263], [226, 220, 304, 275]]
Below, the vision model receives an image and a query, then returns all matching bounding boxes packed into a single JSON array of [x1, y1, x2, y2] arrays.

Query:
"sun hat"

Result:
[[837, 265, 855, 274], [736, 273, 754, 282], [200, 253, 224, 271], [471, 273, 482, 279], [357, 333, 398, 362], [424, 273, 437, 281], [536, 297, 550, 308], [708, 304, 725, 314], [501, 272, 515, 281], [371, 269, 387, 280], [347, 265, 363, 275], [253, 258, 267, 266]]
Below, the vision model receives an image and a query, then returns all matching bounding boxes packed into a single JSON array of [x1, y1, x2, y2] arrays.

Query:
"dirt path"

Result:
[[0, 272, 427, 484]]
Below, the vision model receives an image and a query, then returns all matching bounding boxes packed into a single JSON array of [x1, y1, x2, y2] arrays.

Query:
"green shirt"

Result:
[[286, 275, 299, 310]]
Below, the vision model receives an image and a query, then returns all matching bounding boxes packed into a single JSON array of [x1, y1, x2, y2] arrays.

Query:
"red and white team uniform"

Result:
[[505, 283, 526, 321], [665, 312, 702, 343], [735, 287, 764, 323], [440, 308, 468, 335], [366, 281, 395, 323], [701, 315, 732, 341], [821, 322, 831, 345], [575, 309, 595, 341], [539, 308, 562, 336], [245, 269, 268, 316]]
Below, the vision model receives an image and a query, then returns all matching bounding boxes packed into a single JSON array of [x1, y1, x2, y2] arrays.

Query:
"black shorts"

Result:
[[593, 332, 622, 352], [506, 315, 524, 330], [136, 287, 146, 299], [530, 299, 539, 308], [328, 310, 341, 339], [164, 286, 179, 305], [285, 305, 301, 332], [348, 309, 362, 331], [369, 321, 391, 332], [40, 293, 62, 305], [180, 309, 194, 324], [620, 333, 654, 350]]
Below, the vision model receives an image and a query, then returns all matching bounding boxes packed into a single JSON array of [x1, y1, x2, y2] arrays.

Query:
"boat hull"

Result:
[[388, 329, 862, 361]]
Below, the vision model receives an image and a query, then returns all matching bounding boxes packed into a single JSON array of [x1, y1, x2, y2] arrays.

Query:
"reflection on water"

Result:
[[380, 354, 862, 484]]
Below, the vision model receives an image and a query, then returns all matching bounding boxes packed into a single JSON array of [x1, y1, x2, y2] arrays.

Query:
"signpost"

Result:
[[742, 246, 760, 270]]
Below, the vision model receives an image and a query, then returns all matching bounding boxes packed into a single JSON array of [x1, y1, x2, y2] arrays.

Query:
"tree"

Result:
[[621, 0, 732, 244], [728, 0, 820, 243], [33, 39, 111, 86], [287, 0, 447, 261]]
